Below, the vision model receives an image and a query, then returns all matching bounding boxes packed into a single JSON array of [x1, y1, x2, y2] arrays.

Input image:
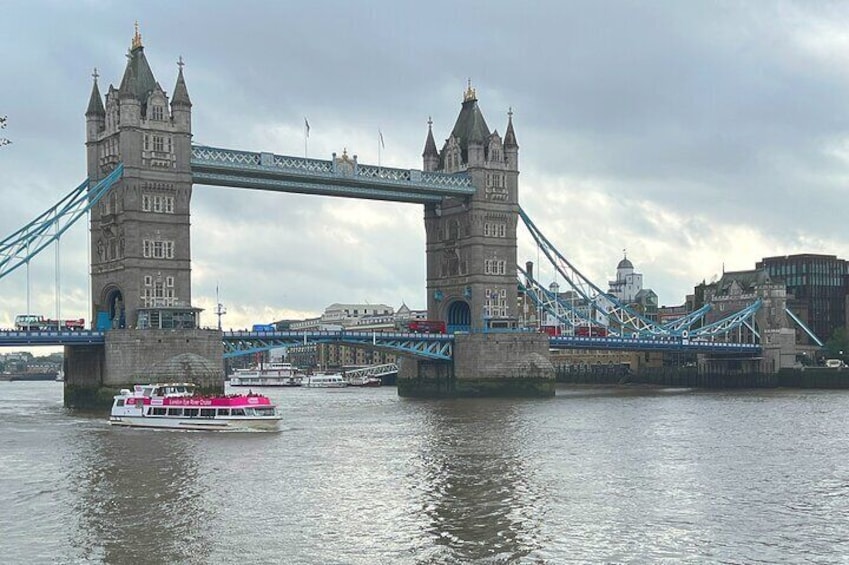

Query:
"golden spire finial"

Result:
[[463, 78, 476, 102], [132, 21, 143, 49]]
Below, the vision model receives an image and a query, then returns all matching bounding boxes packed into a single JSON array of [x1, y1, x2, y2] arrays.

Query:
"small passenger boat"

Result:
[[109, 383, 281, 431], [301, 373, 348, 388], [345, 375, 382, 387]]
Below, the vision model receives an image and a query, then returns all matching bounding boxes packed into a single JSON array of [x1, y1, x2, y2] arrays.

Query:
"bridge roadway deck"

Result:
[[190, 145, 476, 204], [0, 329, 762, 357]]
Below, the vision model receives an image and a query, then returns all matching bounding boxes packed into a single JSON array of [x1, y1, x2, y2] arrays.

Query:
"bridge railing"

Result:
[[191, 144, 474, 193]]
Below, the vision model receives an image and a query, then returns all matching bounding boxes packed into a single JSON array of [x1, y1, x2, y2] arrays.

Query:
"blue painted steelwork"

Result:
[[549, 335, 761, 354], [191, 145, 474, 203], [518, 265, 601, 329], [519, 206, 667, 336], [0, 327, 759, 357], [222, 329, 453, 360], [784, 307, 824, 347], [519, 206, 761, 341], [0, 165, 124, 280], [661, 304, 712, 332], [689, 299, 762, 341], [0, 330, 105, 346]]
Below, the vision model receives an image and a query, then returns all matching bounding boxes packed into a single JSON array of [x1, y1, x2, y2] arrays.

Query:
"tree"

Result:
[[825, 326, 849, 360], [0, 115, 10, 147]]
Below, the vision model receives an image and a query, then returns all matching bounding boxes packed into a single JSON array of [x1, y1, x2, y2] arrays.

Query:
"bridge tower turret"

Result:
[[423, 84, 519, 331], [85, 25, 196, 331]]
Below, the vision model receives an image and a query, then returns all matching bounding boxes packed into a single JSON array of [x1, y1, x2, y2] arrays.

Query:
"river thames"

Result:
[[3, 381, 849, 564]]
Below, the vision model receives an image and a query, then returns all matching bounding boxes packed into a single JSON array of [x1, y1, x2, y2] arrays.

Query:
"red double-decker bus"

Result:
[[574, 325, 607, 337], [408, 320, 446, 334]]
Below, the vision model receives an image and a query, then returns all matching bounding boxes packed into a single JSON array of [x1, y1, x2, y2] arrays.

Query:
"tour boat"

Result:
[[301, 373, 348, 388], [109, 383, 282, 431], [229, 361, 303, 387]]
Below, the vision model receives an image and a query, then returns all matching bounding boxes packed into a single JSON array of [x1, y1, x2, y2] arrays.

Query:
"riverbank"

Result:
[[555, 365, 849, 389]]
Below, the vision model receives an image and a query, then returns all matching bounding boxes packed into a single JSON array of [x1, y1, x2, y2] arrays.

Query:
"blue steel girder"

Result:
[[689, 299, 762, 341], [518, 207, 663, 336], [191, 145, 475, 204], [518, 271, 596, 329], [0, 165, 124, 280], [661, 303, 712, 332], [0, 330, 106, 346], [222, 330, 453, 360], [519, 206, 763, 340], [548, 334, 761, 354]]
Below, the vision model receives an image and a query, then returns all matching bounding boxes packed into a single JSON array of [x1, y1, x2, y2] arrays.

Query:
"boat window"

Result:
[[184, 408, 199, 418], [231, 408, 246, 416], [217, 408, 230, 416], [152, 407, 167, 416], [200, 408, 215, 418], [254, 407, 276, 416], [116, 399, 125, 407], [143, 387, 153, 397], [167, 408, 183, 416]]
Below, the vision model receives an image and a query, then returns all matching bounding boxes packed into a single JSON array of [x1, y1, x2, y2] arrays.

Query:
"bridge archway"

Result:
[[102, 286, 125, 329], [446, 300, 471, 333]]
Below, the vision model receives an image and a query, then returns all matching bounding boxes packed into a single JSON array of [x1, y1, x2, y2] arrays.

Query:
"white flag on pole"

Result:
[[304, 117, 310, 138], [379, 129, 385, 149]]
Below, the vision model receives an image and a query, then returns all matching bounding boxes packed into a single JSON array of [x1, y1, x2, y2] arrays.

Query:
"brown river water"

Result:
[[2, 381, 849, 564]]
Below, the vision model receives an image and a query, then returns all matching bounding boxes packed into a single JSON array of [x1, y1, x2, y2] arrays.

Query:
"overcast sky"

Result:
[[2, 0, 849, 331]]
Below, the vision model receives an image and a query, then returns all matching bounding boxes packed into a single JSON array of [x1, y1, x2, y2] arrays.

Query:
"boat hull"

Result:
[[109, 415, 282, 431]]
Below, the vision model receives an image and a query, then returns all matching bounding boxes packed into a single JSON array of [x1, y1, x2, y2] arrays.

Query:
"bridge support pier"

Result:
[[64, 329, 225, 410], [398, 333, 555, 398]]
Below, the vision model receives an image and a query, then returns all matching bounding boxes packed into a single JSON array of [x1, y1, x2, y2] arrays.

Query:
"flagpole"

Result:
[[304, 117, 310, 158], [378, 128, 385, 169]]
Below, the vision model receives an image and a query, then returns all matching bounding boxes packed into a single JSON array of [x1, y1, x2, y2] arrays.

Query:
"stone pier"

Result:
[[397, 332, 555, 398], [64, 328, 225, 410]]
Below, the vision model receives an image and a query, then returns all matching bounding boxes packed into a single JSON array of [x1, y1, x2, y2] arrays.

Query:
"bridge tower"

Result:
[[398, 86, 554, 397], [85, 26, 195, 330], [68, 27, 222, 409], [422, 84, 520, 331]]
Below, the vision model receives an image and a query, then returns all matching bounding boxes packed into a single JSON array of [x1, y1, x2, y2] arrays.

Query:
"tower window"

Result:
[[151, 105, 164, 121], [142, 239, 176, 259], [153, 136, 164, 152]]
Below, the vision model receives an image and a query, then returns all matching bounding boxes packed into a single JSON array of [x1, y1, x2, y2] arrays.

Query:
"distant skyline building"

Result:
[[608, 253, 658, 320]]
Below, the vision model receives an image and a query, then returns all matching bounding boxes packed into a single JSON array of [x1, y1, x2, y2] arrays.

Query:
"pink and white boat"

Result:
[[109, 383, 281, 431]]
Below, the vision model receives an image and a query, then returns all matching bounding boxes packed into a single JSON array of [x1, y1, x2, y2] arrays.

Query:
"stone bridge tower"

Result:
[[85, 26, 195, 331], [69, 27, 222, 409], [422, 84, 519, 330]]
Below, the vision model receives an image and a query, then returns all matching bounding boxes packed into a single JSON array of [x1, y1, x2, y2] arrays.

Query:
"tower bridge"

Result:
[[1, 29, 767, 407]]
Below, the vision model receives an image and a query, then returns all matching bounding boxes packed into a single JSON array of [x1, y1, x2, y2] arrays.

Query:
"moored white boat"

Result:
[[229, 362, 302, 387], [301, 373, 347, 388], [345, 375, 382, 387], [109, 383, 282, 431]]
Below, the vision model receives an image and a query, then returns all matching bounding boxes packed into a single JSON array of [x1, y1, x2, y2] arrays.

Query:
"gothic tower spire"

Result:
[[422, 116, 439, 172]]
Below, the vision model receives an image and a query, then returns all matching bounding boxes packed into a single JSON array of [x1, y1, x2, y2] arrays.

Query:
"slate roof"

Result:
[[118, 45, 158, 108], [86, 78, 105, 117], [443, 95, 491, 165]]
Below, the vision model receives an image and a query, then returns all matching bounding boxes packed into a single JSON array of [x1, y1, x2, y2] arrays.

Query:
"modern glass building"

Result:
[[755, 254, 849, 344]]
